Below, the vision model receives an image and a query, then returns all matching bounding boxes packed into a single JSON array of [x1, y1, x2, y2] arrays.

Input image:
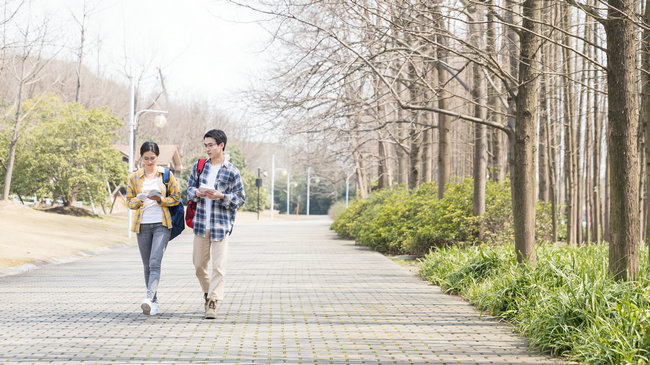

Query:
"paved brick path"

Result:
[[0, 218, 564, 364]]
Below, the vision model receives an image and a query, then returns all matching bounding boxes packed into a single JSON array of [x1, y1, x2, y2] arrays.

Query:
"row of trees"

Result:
[[236, 0, 647, 280], [0, 0, 307, 210]]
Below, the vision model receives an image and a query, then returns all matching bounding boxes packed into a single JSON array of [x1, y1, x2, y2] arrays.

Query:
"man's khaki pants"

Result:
[[193, 230, 229, 300]]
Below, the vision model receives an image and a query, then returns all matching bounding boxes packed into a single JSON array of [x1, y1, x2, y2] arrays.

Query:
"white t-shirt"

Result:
[[203, 163, 221, 223], [141, 176, 163, 224]]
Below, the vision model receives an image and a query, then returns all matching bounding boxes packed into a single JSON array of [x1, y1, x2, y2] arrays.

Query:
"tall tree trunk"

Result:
[[592, 89, 602, 244], [377, 137, 389, 190], [546, 103, 558, 242], [588, 7, 601, 245], [604, 148, 611, 242], [585, 116, 592, 244], [486, 1, 505, 182], [605, 0, 640, 281], [641, 0, 650, 258], [73, 1, 88, 103], [513, 0, 540, 265], [469, 4, 487, 234], [423, 112, 434, 183], [376, 94, 391, 190], [2, 56, 26, 201], [354, 151, 369, 199], [407, 62, 420, 189], [538, 72, 550, 202], [561, 3, 578, 245], [505, 0, 519, 184], [408, 120, 421, 189], [434, 6, 450, 198]]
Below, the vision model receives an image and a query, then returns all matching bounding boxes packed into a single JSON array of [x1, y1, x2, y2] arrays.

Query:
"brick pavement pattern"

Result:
[[0, 218, 564, 364]]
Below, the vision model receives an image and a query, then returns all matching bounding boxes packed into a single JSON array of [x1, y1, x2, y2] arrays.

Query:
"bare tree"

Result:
[[70, 0, 98, 103], [512, 0, 541, 265], [603, 0, 640, 280], [2, 12, 54, 200], [468, 3, 487, 232]]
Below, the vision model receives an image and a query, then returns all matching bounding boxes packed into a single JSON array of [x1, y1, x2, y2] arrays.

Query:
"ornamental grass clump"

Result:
[[418, 242, 650, 363]]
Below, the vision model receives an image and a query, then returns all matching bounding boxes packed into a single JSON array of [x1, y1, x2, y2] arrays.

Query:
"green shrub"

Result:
[[479, 179, 513, 245], [404, 179, 476, 254], [331, 178, 563, 255], [352, 186, 411, 253], [330, 188, 403, 240]]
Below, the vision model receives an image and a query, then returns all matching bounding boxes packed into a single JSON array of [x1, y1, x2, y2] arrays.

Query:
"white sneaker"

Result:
[[140, 298, 152, 315], [150, 302, 159, 315]]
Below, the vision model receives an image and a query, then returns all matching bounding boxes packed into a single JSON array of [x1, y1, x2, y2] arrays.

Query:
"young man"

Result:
[[187, 129, 245, 319]]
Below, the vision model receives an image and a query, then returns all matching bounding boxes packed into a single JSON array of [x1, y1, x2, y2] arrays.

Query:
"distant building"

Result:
[[114, 145, 183, 176]]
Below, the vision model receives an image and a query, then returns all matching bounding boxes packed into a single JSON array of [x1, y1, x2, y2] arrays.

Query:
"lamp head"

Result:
[[154, 114, 167, 128]]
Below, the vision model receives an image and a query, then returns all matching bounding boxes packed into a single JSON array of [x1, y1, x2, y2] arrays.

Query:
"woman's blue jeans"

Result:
[[137, 223, 171, 303]]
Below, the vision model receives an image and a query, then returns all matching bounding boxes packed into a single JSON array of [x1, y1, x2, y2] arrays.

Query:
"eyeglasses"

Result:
[[204, 143, 218, 149], [142, 156, 157, 162]]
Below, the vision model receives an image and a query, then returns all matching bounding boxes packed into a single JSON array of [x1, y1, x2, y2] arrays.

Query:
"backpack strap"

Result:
[[163, 168, 171, 196], [197, 158, 206, 175], [195, 158, 206, 188]]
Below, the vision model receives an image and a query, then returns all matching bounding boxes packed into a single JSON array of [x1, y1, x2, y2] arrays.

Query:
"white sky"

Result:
[[28, 0, 272, 107]]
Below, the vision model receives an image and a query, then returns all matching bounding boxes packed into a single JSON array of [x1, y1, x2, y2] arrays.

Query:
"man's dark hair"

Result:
[[139, 141, 160, 156], [204, 129, 227, 150]]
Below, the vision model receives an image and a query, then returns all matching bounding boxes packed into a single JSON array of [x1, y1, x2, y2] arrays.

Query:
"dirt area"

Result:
[[0, 200, 130, 269], [0, 199, 322, 270]]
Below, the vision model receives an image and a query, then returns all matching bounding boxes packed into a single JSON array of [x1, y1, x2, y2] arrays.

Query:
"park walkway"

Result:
[[0, 217, 564, 364]]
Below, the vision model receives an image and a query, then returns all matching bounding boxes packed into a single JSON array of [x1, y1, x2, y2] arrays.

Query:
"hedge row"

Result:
[[331, 178, 557, 255]]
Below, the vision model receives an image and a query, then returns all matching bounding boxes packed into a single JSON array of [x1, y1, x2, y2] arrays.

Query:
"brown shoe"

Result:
[[205, 298, 217, 319]]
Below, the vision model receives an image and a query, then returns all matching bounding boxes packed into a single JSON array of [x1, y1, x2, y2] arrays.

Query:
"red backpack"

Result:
[[185, 158, 206, 228]]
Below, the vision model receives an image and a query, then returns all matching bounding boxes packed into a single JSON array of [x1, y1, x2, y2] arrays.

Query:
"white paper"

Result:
[[147, 189, 162, 198], [199, 184, 216, 193], [137, 190, 162, 200]]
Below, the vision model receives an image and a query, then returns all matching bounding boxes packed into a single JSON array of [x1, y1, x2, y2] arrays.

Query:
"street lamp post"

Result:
[[256, 168, 263, 220], [306, 167, 319, 216], [286, 172, 290, 215], [306, 167, 310, 216], [345, 168, 352, 208], [127, 77, 168, 238], [271, 154, 275, 220]]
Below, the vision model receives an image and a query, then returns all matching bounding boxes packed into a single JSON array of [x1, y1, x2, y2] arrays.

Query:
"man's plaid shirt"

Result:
[[187, 159, 246, 241]]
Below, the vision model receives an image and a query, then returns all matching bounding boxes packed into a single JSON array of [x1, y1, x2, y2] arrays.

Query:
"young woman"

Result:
[[127, 142, 181, 316]]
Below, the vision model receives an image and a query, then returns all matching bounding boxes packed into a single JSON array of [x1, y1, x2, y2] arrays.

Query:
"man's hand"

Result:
[[206, 190, 225, 200], [150, 195, 162, 203], [196, 190, 208, 198]]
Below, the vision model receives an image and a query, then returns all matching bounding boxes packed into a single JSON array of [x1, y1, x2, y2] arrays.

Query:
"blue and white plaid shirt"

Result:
[[187, 159, 246, 241]]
